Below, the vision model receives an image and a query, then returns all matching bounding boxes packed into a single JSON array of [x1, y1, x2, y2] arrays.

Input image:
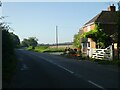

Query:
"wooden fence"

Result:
[[90, 45, 113, 60]]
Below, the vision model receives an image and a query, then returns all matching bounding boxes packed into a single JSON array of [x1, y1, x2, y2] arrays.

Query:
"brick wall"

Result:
[[83, 24, 96, 49], [88, 38, 96, 48]]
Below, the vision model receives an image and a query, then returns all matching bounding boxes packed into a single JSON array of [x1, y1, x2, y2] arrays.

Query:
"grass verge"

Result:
[[27, 46, 65, 53], [61, 54, 120, 66], [27, 46, 120, 66]]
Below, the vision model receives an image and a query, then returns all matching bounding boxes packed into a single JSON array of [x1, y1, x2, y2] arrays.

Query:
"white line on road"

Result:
[[28, 52, 74, 74], [28, 52, 105, 89], [55, 64, 74, 74], [33, 53, 74, 74], [88, 80, 106, 90]]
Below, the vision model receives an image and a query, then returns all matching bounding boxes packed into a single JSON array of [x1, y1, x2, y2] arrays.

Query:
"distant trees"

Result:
[[21, 38, 29, 47], [21, 37, 38, 48]]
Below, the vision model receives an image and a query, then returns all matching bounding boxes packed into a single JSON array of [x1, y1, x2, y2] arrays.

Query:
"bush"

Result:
[[2, 26, 18, 88]]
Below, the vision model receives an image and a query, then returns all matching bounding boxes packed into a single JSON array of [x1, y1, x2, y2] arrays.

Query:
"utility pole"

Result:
[[56, 25, 58, 49]]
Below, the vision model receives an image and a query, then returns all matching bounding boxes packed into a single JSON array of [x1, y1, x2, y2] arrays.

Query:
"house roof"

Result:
[[84, 11, 119, 26], [84, 13, 100, 26]]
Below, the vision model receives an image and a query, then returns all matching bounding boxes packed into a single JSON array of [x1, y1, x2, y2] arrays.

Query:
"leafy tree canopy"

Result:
[[73, 32, 81, 49], [21, 37, 38, 47], [1, 17, 18, 85], [10, 32, 20, 48]]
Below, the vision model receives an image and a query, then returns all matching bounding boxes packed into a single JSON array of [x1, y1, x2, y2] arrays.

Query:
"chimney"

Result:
[[107, 4, 116, 12]]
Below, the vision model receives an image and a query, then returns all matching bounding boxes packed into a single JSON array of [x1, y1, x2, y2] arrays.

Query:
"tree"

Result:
[[27, 37, 38, 47], [1, 18, 18, 86], [21, 38, 29, 47], [73, 32, 81, 49], [1, 23, 14, 55], [21, 37, 38, 48], [10, 32, 20, 48]]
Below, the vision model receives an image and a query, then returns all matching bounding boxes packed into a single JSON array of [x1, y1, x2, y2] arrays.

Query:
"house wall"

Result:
[[83, 24, 95, 33], [83, 24, 96, 49], [88, 38, 96, 48], [82, 24, 96, 56], [83, 27, 87, 32], [114, 43, 118, 56], [89, 24, 96, 49], [82, 23, 118, 57], [90, 24, 95, 30], [83, 23, 117, 49]]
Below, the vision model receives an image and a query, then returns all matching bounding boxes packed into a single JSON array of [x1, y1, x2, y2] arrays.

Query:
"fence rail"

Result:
[[91, 45, 112, 60]]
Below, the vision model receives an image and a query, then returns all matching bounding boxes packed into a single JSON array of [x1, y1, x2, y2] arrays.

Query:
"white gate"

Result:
[[90, 45, 112, 60]]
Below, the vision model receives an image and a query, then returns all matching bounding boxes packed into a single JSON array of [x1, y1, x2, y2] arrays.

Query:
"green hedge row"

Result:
[[2, 28, 18, 88]]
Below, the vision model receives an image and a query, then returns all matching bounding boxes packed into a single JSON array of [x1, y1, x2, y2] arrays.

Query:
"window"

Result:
[[88, 42, 90, 47], [82, 38, 88, 43], [83, 43, 87, 48], [87, 26, 90, 32]]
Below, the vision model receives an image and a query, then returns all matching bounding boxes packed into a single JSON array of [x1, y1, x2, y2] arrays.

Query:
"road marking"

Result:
[[55, 64, 74, 74], [74, 73, 83, 78], [88, 80, 105, 90], [28, 52, 105, 89], [29, 53, 74, 74]]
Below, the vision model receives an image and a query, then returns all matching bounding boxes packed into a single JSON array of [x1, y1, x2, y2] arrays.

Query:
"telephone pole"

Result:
[[56, 25, 58, 49]]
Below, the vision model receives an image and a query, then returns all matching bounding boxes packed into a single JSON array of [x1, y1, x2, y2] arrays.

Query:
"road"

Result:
[[9, 49, 120, 89]]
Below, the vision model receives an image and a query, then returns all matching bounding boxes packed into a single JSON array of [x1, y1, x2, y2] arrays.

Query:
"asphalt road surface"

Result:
[[8, 49, 120, 89]]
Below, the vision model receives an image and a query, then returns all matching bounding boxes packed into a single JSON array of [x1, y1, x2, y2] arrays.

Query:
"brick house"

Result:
[[80, 4, 119, 57]]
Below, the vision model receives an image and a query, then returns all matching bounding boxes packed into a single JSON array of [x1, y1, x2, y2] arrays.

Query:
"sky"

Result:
[[2, 2, 118, 44]]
